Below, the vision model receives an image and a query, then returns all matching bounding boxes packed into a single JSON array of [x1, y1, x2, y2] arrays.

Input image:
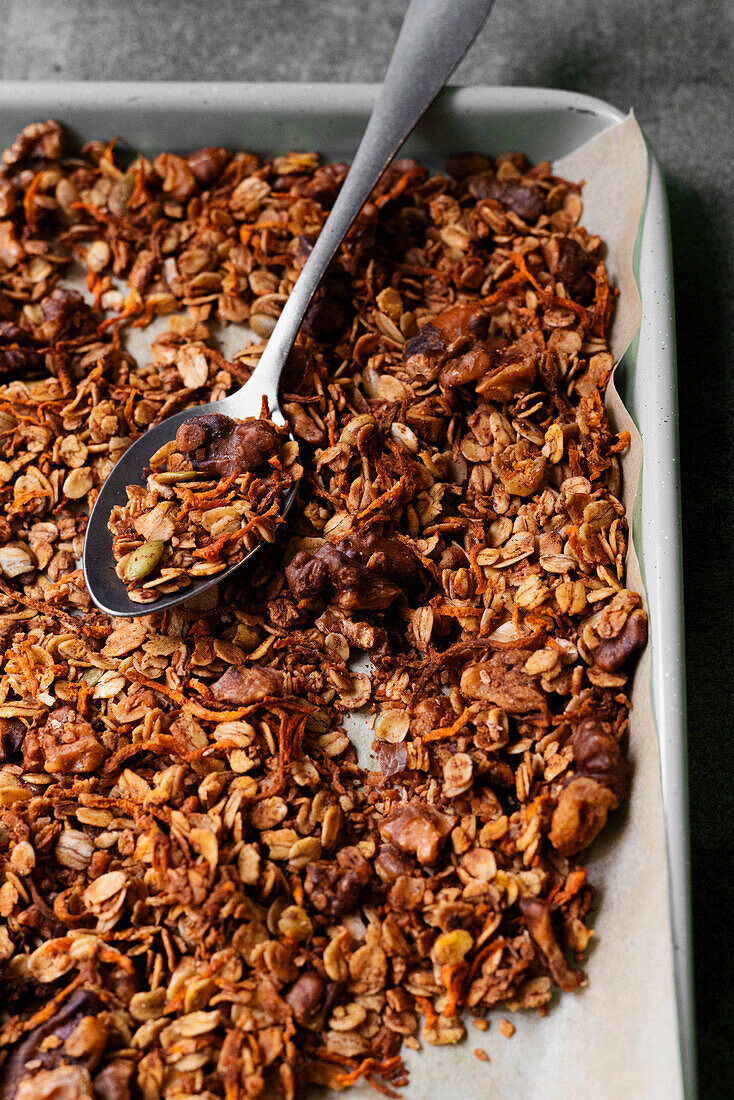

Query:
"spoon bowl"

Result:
[[82, 379, 296, 617]]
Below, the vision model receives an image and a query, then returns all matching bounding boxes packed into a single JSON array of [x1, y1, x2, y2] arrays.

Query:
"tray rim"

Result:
[[0, 80, 694, 1097]]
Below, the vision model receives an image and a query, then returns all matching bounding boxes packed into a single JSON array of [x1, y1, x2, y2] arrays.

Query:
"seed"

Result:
[[122, 540, 164, 582], [375, 286, 403, 320], [432, 928, 473, 966], [340, 413, 376, 446], [277, 905, 313, 942], [62, 467, 93, 499], [249, 312, 276, 338], [86, 239, 110, 272], [390, 422, 419, 454], [153, 470, 201, 484], [149, 440, 179, 469], [0, 544, 34, 578]]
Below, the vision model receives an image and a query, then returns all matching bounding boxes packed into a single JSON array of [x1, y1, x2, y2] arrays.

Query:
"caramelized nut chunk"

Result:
[[544, 235, 594, 298], [410, 695, 455, 737], [186, 146, 230, 184], [572, 718, 629, 802], [2, 120, 62, 168], [286, 531, 416, 611], [549, 776, 617, 855], [594, 608, 648, 671], [379, 802, 454, 865], [22, 707, 105, 775], [0, 717, 25, 762], [304, 847, 370, 917], [470, 175, 545, 221], [402, 325, 447, 382], [460, 653, 546, 714], [0, 990, 105, 1099], [211, 665, 284, 705], [286, 971, 325, 1025], [16, 1066, 94, 1100], [175, 413, 282, 477]]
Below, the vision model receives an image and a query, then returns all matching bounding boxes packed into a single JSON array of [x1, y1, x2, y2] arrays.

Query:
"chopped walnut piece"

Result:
[[304, 846, 370, 917], [211, 665, 284, 705], [549, 776, 618, 855], [16, 1066, 94, 1100], [22, 707, 105, 774], [572, 718, 629, 801], [0, 989, 105, 1099], [460, 653, 546, 714], [286, 531, 416, 611], [594, 608, 648, 671], [380, 802, 454, 865]]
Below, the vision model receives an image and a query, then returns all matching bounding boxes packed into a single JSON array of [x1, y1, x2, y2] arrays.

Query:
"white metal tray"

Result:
[[0, 82, 693, 1097]]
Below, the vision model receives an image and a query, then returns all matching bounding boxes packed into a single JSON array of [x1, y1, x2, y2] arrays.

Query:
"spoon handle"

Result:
[[239, 0, 496, 417]]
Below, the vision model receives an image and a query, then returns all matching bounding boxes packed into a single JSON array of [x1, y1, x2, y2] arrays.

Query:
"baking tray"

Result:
[[0, 82, 693, 1096]]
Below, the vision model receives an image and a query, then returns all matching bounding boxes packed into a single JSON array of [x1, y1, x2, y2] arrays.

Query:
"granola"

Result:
[[108, 413, 300, 603], [0, 121, 648, 1099]]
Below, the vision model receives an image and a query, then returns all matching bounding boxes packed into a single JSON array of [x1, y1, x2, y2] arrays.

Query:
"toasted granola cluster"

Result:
[[0, 122, 647, 1099], [109, 414, 300, 603]]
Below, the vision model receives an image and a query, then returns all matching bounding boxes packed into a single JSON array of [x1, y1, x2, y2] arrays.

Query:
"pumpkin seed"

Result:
[[153, 470, 201, 484], [122, 540, 164, 582]]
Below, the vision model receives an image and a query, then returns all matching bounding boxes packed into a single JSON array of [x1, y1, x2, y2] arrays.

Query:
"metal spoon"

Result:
[[83, 0, 496, 617]]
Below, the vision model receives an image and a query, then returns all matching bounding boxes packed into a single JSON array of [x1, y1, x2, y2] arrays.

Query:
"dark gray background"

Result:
[[1, 0, 732, 1093]]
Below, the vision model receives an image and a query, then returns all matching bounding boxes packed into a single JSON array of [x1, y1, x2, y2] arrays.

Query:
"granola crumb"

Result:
[[499, 1019, 516, 1039], [473, 1019, 489, 1032], [474, 1048, 490, 1062]]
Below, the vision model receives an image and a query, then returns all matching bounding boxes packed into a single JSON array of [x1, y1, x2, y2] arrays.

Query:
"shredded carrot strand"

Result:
[[334, 1055, 405, 1098], [125, 669, 259, 721], [23, 173, 45, 231], [466, 937, 509, 984], [475, 272, 526, 306], [413, 994, 438, 1031], [434, 603, 484, 618], [191, 533, 229, 561], [130, 162, 148, 207], [99, 137, 118, 171], [441, 961, 469, 1017], [239, 219, 285, 246], [469, 545, 487, 595], [354, 475, 409, 523], [422, 706, 471, 743], [375, 166, 424, 209], [97, 288, 143, 334], [510, 251, 591, 327], [510, 250, 546, 295]]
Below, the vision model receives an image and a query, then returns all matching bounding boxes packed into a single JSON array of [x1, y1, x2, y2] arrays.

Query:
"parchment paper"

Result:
[[116, 115, 681, 1099], [330, 115, 683, 1100]]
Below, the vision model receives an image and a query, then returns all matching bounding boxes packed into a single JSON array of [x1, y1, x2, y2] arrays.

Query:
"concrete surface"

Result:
[[1, 0, 732, 1094]]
